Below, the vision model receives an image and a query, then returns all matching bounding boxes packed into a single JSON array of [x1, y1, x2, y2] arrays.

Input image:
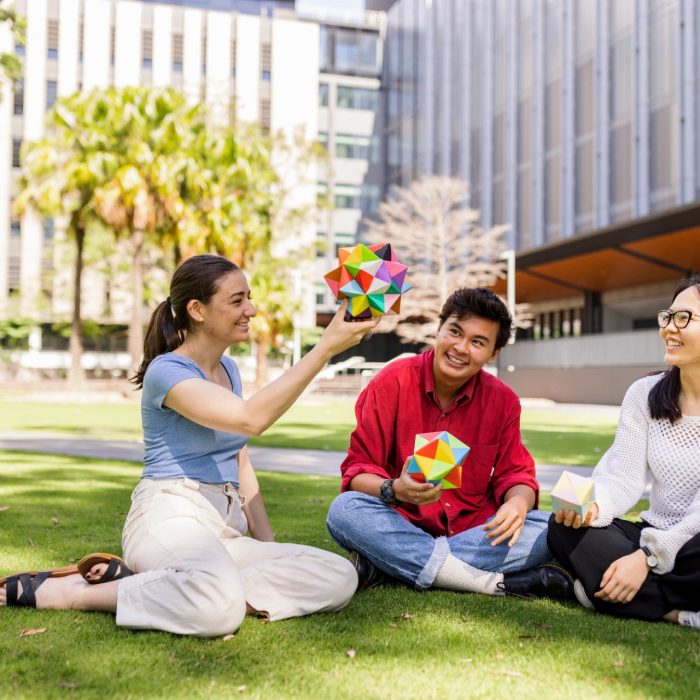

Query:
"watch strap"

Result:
[[641, 545, 658, 568], [379, 478, 402, 506]]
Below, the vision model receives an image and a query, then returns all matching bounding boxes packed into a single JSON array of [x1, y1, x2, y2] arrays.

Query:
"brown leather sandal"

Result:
[[77, 553, 134, 584]]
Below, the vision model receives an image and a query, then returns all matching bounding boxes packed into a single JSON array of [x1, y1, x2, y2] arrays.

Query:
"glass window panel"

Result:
[[12, 138, 21, 168], [517, 166, 533, 247], [610, 0, 635, 35], [650, 104, 678, 200], [316, 231, 326, 258], [610, 35, 633, 121], [518, 97, 532, 161], [319, 25, 329, 72], [13, 79, 23, 116], [545, 0, 563, 79], [493, 178, 505, 224], [609, 122, 632, 219], [360, 184, 380, 213], [545, 153, 561, 239], [545, 80, 561, 150], [575, 140, 594, 223], [46, 80, 57, 110], [493, 114, 505, 176], [319, 83, 328, 107], [519, 2, 534, 92], [575, 62, 594, 135], [575, 2, 596, 56], [43, 218, 54, 241], [336, 86, 379, 111], [470, 128, 481, 204], [649, 5, 676, 103], [334, 28, 381, 77]]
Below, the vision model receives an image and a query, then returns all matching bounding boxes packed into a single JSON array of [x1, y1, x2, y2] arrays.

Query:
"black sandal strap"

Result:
[[98, 558, 122, 583], [5, 575, 19, 606], [6, 571, 51, 607]]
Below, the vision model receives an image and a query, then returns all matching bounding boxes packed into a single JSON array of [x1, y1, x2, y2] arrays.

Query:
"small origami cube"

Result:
[[324, 242, 412, 319], [406, 431, 470, 490], [551, 471, 596, 518]]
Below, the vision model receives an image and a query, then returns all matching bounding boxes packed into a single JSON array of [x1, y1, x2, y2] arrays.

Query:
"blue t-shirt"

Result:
[[141, 352, 248, 484]]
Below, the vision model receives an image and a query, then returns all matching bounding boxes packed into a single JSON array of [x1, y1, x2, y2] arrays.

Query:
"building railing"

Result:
[[499, 329, 664, 369]]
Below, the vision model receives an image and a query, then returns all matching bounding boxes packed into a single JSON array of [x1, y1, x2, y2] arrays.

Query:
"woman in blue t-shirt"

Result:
[[1, 254, 378, 636]]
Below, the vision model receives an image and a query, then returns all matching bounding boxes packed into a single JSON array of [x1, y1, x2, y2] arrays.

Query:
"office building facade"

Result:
[[384, 0, 700, 401], [0, 0, 383, 355]]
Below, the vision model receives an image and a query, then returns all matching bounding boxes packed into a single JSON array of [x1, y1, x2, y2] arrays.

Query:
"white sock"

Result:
[[678, 610, 700, 629], [432, 553, 504, 596], [573, 579, 595, 611]]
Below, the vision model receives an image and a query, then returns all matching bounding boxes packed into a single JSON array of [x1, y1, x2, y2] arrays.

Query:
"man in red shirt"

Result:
[[327, 287, 572, 598]]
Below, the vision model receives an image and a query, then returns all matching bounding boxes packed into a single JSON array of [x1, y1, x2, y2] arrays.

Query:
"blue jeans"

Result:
[[326, 491, 552, 590]]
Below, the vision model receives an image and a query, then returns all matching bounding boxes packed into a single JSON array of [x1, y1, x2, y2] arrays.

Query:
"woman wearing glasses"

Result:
[[547, 273, 700, 628]]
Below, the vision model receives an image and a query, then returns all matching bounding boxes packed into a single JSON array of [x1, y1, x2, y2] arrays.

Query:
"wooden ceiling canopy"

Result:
[[492, 203, 700, 303]]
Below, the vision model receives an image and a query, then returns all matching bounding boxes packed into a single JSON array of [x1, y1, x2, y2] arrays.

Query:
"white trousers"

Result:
[[115, 477, 358, 637]]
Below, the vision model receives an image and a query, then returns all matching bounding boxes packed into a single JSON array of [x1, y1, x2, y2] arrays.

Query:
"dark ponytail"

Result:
[[131, 255, 240, 389], [648, 272, 700, 423]]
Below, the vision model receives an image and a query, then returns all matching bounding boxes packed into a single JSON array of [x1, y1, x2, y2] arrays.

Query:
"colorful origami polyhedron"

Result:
[[323, 242, 412, 319], [406, 431, 470, 490], [551, 471, 596, 518]]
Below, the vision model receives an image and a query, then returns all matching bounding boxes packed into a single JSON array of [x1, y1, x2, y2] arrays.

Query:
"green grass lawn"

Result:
[[0, 398, 617, 466], [1, 451, 696, 700]]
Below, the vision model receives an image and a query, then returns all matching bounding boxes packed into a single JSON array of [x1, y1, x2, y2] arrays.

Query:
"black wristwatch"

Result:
[[379, 478, 402, 506], [640, 545, 658, 569]]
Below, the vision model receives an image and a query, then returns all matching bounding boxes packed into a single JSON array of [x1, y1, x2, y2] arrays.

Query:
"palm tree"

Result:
[[181, 125, 306, 387], [89, 87, 204, 370], [14, 95, 120, 386]]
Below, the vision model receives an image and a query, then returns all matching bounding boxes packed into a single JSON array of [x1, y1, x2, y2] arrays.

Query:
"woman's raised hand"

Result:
[[316, 301, 382, 358]]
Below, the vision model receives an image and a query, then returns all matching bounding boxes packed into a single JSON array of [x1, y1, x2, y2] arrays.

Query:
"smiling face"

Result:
[[432, 314, 501, 401], [189, 270, 257, 345], [660, 285, 700, 371]]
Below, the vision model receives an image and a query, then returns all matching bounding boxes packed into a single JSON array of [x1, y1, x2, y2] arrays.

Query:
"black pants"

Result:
[[547, 515, 700, 621]]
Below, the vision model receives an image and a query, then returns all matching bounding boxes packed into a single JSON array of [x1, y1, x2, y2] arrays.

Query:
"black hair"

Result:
[[648, 272, 700, 423], [131, 254, 240, 389], [438, 287, 513, 351]]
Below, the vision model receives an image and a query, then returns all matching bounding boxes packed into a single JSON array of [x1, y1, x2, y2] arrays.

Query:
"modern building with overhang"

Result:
[[383, 0, 700, 403]]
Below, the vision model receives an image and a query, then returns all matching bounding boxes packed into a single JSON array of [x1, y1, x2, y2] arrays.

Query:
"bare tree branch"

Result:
[[363, 176, 507, 345]]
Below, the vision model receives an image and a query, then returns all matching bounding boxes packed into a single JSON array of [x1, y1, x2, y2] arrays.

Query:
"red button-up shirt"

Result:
[[340, 349, 539, 537]]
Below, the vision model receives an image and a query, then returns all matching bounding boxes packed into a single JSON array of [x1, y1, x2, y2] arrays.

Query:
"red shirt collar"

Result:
[[421, 348, 480, 409]]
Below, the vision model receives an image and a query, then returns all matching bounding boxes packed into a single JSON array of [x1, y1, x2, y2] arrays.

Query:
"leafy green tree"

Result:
[[181, 125, 315, 387], [0, 2, 24, 92]]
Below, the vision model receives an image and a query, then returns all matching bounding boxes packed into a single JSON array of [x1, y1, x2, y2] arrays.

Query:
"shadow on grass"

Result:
[[250, 421, 355, 452]]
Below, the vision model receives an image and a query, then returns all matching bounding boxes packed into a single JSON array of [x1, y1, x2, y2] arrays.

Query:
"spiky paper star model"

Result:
[[323, 242, 412, 319], [406, 431, 470, 490]]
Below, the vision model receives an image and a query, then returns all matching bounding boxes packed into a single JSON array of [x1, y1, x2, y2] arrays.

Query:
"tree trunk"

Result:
[[128, 228, 144, 374], [254, 332, 269, 390], [68, 223, 86, 388]]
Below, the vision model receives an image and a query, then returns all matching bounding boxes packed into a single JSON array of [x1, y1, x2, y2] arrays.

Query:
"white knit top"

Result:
[[592, 373, 700, 574]]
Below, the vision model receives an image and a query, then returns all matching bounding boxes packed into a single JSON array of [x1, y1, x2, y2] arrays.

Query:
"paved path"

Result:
[[0, 431, 594, 491]]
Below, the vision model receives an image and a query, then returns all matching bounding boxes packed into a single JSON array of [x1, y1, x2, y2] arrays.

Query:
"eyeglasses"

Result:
[[657, 309, 700, 329]]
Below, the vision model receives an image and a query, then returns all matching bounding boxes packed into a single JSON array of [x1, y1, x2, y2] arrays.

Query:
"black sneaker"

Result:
[[498, 561, 574, 601], [350, 551, 389, 591]]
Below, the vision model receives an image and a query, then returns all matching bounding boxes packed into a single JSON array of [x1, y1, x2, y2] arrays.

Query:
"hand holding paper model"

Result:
[[551, 470, 596, 518]]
